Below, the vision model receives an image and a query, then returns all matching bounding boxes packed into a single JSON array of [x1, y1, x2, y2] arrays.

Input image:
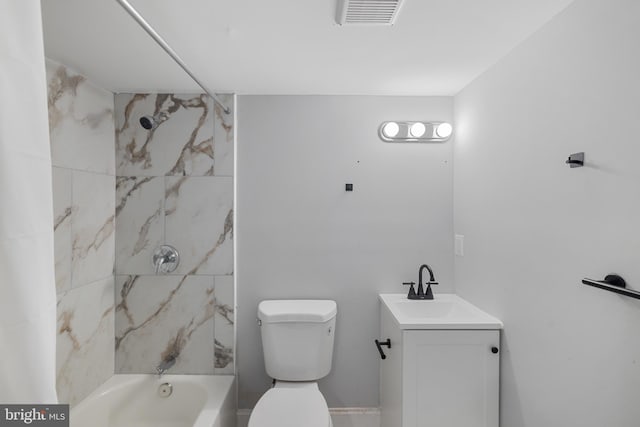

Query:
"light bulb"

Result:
[[436, 122, 453, 138], [383, 122, 400, 138], [410, 122, 426, 137]]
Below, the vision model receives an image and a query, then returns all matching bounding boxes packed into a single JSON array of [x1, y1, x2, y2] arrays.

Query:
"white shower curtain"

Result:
[[0, 0, 58, 403]]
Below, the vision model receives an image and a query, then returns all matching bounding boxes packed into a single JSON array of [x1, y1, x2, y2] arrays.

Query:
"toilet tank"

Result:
[[258, 300, 337, 381]]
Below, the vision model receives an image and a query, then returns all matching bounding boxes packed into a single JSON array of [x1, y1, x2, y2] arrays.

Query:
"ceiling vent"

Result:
[[336, 0, 405, 25]]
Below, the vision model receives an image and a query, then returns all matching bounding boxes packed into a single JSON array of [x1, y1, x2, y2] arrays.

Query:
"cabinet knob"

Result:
[[491, 346, 499, 354]]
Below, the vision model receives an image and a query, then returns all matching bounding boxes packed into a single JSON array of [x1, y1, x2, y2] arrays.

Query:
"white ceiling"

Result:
[[41, 0, 575, 95]]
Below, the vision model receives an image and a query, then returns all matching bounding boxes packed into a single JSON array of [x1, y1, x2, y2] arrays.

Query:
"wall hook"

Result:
[[566, 152, 584, 168]]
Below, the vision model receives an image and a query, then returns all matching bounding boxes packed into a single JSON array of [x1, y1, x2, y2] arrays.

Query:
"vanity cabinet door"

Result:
[[402, 330, 499, 427], [380, 306, 403, 427]]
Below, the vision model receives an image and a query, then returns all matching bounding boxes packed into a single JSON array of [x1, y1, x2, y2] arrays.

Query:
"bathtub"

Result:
[[70, 375, 235, 427]]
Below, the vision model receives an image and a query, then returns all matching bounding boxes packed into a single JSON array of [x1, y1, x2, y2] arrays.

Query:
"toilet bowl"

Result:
[[248, 382, 332, 427], [248, 300, 337, 427]]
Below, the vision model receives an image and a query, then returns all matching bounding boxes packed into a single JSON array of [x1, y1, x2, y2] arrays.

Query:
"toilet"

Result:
[[249, 299, 337, 427]]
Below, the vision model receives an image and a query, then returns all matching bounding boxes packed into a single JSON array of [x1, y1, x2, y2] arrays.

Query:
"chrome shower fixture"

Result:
[[152, 245, 179, 274], [139, 112, 167, 130]]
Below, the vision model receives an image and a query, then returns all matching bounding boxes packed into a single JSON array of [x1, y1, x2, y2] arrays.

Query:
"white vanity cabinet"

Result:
[[379, 294, 502, 427]]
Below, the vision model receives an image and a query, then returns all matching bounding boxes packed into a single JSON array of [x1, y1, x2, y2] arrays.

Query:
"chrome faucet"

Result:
[[152, 245, 180, 274], [404, 264, 439, 300], [156, 355, 176, 377]]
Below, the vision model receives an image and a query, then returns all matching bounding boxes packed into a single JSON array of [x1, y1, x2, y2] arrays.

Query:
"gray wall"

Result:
[[454, 0, 640, 426], [237, 95, 453, 408]]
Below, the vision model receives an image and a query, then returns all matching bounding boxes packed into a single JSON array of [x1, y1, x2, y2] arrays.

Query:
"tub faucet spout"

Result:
[[156, 355, 176, 377]]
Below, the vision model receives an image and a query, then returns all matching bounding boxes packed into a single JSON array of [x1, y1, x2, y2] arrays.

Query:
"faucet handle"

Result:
[[403, 282, 417, 299], [424, 280, 438, 300], [153, 245, 180, 274]]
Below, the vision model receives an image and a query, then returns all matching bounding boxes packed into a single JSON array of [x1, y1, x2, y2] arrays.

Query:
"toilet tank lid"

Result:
[[258, 300, 337, 323]]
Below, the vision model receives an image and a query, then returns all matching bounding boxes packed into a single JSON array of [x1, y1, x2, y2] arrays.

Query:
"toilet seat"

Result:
[[248, 386, 331, 427]]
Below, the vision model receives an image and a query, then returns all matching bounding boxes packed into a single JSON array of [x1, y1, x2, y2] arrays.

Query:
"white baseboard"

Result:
[[236, 408, 251, 427], [329, 408, 381, 427], [237, 407, 380, 427]]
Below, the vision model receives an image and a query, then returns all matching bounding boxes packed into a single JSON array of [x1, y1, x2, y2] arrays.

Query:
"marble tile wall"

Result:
[[114, 93, 235, 375], [47, 59, 116, 406], [56, 278, 114, 406]]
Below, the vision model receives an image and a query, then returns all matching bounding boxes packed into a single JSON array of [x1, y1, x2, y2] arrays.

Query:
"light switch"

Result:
[[455, 234, 464, 256]]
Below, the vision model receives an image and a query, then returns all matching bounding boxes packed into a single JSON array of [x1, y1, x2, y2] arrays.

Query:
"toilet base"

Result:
[[248, 381, 332, 427]]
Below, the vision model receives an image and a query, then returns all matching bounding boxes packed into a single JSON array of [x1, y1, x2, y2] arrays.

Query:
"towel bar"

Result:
[[581, 274, 640, 300]]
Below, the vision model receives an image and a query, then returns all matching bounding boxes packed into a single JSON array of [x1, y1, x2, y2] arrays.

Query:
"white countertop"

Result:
[[379, 293, 503, 330]]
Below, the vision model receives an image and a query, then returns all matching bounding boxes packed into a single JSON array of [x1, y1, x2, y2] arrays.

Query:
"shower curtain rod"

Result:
[[115, 0, 231, 115]]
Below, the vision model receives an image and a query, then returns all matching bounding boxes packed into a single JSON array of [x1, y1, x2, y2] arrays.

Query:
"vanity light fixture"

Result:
[[382, 121, 400, 138], [409, 122, 426, 138], [379, 121, 453, 142], [435, 122, 453, 138]]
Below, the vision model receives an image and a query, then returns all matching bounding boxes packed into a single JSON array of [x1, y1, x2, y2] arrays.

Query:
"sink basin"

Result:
[[379, 294, 503, 330], [392, 300, 473, 318]]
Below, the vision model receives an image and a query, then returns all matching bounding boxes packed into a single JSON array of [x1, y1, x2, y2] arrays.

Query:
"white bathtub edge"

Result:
[[218, 376, 237, 427], [70, 375, 236, 427]]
